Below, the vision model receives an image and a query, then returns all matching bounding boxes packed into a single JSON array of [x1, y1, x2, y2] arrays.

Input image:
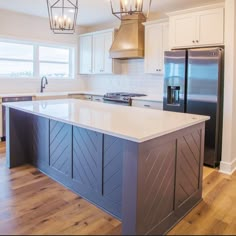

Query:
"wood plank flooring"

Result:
[[0, 142, 235, 235]]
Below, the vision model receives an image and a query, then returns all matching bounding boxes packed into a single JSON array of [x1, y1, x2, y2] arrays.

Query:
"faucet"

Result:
[[40, 76, 48, 93]]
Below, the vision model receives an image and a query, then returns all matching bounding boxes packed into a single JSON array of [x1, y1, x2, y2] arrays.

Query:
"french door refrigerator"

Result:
[[163, 48, 224, 167]]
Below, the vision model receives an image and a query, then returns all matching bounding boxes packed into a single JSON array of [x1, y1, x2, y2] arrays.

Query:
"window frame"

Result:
[[0, 38, 76, 79]]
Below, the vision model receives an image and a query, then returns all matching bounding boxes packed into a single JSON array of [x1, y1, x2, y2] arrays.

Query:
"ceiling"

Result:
[[0, 0, 223, 27]]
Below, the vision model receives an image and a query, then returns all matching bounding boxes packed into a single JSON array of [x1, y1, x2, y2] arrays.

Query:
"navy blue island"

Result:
[[4, 99, 209, 235]]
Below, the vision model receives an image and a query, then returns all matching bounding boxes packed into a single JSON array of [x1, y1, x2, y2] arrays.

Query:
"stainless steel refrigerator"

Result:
[[163, 48, 224, 167]]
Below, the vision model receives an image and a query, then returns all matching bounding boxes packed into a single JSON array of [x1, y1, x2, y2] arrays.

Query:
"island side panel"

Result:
[[6, 108, 31, 168], [137, 137, 177, 235], [174, 125, 205, 220], [122, 141, 139, 235], [122, 122, 205, 235]]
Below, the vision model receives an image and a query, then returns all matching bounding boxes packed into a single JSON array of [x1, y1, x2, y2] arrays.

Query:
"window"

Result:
[[0, 40, 75, 79], [0, 42, 34, 77]]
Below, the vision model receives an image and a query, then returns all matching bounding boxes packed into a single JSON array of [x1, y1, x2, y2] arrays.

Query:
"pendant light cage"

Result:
[[47, 0, 78, 34], [110, 0, 152, 20]]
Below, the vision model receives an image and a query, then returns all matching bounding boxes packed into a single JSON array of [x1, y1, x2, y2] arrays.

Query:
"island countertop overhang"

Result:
[[3, 98, 210, 143]]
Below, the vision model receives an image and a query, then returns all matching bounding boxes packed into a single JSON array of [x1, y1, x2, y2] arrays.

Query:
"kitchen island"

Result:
[[4, 99, 209, 235]]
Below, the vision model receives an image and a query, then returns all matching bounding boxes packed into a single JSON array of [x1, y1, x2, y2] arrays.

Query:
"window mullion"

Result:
[[34, 45, 39, 78]]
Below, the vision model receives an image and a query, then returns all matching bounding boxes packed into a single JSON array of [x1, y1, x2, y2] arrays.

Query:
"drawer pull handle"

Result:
[[144, 104, 151, 108]]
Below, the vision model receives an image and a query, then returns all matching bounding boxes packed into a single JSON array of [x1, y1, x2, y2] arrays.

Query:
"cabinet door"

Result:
[[104, 32, 113, 74], [79, 35, 93, 74], [163, 23, 170, 52], [144, 24, 163, 74], [93, 34, 105, 74], [196, 8, 224, 46], [170, 14, 196, 48]]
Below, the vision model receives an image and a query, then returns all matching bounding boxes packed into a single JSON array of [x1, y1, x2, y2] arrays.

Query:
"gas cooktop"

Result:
[[103, 92, 147, 105]]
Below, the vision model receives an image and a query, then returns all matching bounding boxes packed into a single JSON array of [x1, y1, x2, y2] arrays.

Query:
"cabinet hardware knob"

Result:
[[192, 40, 195, 43], [196, 40, 199, 43]]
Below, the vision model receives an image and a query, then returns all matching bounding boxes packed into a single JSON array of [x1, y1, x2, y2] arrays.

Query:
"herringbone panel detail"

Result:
[[103, 135, 123, 207], [73, 127, 102, 194], [49, 120, 72, 176], [139, 140, 176, 233], [175, 130, 201, 208]]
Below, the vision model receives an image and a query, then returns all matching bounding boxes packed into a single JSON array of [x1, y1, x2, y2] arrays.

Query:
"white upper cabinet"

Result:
[[169, 6, 224, 49], [93, 32, 113, 74], [104, 33, 113, 74], [79, 35, 93, 74], [93, 33, 105, 74], [144, 21, 169, 74], [169, 15, 196, 48], [79, 29, 118, 75], [196, 9, 224, 46]]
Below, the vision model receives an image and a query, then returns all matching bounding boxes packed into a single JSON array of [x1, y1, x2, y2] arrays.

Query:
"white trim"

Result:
[[220, 158, 236, 175], [143, 18, 169, 26], [166, 3, 225, 16], [79, 28, 117, 37]]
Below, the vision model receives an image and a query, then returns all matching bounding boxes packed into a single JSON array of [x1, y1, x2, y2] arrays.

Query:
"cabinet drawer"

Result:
[[69, 94, 92, 101], [132, 100, 163, 110], [92, 95, 104, 102], [35, 95, 68, 101]]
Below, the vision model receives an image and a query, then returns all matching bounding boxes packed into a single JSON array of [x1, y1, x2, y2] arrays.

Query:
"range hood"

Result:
[[110, 14, 146, 59]]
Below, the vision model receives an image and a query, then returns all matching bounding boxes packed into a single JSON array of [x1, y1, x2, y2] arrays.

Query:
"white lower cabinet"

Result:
[[92, 95, 104, 102], [35, 95, 68, 101], [68, 94, 92, 101], [132, 100, 163, 110]]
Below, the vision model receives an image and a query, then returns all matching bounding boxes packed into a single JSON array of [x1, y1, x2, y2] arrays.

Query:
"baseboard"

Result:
[[220, 158, 236, 175]]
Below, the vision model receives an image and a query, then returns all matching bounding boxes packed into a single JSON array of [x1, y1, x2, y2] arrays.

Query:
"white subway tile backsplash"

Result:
[[82, 59, 164, 97]]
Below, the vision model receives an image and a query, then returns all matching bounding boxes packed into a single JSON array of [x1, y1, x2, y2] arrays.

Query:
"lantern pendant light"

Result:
[[47, 0, 78, 34], [110, 0, 152, 20]]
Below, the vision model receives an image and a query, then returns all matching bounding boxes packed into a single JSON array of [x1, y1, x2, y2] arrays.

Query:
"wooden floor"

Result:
[[0, 142, 235, 235]]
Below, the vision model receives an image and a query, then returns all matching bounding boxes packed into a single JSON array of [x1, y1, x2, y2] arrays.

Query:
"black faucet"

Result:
[[40, 76, 48, 93]]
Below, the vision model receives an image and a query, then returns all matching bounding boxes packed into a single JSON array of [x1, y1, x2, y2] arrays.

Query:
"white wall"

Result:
[[0, 9, 87, 94], [220, 0, 236, 174]]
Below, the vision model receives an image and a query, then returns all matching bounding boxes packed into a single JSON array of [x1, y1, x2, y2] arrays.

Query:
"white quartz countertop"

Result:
[[3, 99, 209, 143]]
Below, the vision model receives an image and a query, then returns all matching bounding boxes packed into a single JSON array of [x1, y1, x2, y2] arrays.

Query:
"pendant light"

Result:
[[110, 0, 152, 20], [47, 0, 78, 34]]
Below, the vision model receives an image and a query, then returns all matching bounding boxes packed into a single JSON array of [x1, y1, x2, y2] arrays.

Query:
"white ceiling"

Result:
[[0, 0, 223, 27]]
